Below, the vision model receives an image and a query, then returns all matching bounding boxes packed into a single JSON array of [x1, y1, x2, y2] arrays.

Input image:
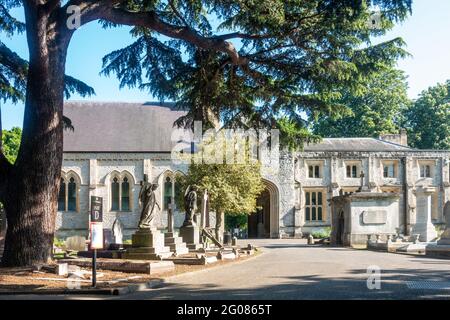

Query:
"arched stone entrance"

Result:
[[247, 179, 279, 238]]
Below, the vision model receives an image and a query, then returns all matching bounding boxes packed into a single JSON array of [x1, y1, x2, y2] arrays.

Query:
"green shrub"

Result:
[[311, 227, 331, 239], [53, 237, 65, 248]]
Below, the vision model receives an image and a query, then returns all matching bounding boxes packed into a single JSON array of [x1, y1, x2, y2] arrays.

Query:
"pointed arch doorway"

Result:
[[247, 179, 279, 238]]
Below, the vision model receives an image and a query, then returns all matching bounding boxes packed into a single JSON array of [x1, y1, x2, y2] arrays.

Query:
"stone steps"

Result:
[[165, 237, 184, 245], [164, 233, 189, 255]]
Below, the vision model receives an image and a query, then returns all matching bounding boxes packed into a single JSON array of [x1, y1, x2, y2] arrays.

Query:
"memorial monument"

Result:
[[179, 185, 202, 250], [123, 175, 171, 260], [164, 202, 189, 255]]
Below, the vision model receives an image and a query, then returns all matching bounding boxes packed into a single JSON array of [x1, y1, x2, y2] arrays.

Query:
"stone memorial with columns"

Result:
[[412, 187, 438, 242]]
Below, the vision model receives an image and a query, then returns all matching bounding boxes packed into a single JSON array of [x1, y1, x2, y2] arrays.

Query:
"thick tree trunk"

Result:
[[0, 4, 69, 267]]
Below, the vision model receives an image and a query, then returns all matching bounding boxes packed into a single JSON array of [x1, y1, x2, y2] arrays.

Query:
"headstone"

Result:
[[223, 232, 232, 245], [112, 218, 124, 245], [103, 229, 114, 250], [65, 236, 86, 251], [412, 190, 438, 242]]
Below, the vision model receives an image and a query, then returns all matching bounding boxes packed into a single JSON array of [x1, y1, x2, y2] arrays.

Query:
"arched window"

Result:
[[111, 177, 120, 211], [68, 177, 77, 211], [58, 173, 79, 212], [122, 177, 130, 211], [161, 172, 185, 211], [58, 178, 66, 211], [110, 173, 133, 212]]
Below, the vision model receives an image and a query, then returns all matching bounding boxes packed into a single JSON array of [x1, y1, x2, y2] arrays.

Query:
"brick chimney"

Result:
[[379, 129, 408, 147]]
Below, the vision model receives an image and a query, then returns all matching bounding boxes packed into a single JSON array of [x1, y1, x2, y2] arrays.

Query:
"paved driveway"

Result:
[[2, 239, 450, 300], [121, 239, 450, 300]]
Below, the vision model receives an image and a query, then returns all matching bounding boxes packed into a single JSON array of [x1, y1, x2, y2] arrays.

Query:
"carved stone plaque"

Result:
[[362, 210, 387, 225]]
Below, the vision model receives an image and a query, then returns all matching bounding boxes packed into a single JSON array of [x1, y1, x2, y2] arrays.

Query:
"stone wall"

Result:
[[294, 150, 450, 238], [57, 149, 450, 240], [56, 152, 213, 240]]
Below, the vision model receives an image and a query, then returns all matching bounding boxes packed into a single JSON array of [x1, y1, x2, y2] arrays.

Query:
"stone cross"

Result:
[[201, 190, 208, 229], [167, 201, 174, 233]]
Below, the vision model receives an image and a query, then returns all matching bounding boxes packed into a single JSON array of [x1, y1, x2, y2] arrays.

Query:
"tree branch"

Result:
[[90, 7, 248, 65], [214, 32, 274, 41], [168, 0, 189, 27]]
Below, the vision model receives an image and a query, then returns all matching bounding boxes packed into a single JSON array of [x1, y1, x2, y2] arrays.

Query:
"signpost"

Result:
[[90, 196, 103, 288]]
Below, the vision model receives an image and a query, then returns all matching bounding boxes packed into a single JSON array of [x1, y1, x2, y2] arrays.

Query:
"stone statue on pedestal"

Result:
[[183, 185, 198, 226], [124, 176, 171, 260], [179, 185, 202, 250], [137, 175, 160, 229]]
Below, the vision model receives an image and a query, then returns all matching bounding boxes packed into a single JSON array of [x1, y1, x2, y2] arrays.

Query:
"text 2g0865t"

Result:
[[221, 304, 271, 315]]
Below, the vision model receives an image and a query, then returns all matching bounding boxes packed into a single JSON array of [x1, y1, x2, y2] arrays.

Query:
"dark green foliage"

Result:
[[312, 68, 410, 138], [405, 80, 450, 150], [225, 214, 248, 232], [1, 126, 21, 164]]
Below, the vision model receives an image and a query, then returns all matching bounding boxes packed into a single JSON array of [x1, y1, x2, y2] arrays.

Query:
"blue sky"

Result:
[[1, 0, 450, 130]]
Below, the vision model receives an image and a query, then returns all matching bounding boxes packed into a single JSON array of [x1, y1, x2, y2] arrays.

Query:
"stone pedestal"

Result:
[[164, 232, 189, 255], [123, 228, 172, 260], [412, 188, 438, 242], [179, 224, 202, 251]]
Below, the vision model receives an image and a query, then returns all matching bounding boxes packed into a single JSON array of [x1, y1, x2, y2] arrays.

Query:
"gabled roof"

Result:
[[63, 101, 187, 152], [303, 137, 413, 152]]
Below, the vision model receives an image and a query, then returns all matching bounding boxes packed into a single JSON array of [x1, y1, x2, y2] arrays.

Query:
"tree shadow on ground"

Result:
[[123, 267, 450, 300]]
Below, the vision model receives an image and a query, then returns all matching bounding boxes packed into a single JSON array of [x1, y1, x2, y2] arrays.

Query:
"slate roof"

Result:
[[63, 101, 413, 153], [63, 101, 187, 152], [303, 138, 412, 152]]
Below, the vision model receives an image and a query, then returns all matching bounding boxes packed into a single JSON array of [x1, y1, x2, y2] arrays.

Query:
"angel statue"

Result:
[[182, 185, 198, 226], [137, 174, 161, 229]]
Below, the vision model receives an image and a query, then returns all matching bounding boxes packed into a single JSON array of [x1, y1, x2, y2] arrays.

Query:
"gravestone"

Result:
[[65, 236, 86, 251], [412, 188, 438, 242], [103, 229, 114, 250], [112, 218, 124, 245]]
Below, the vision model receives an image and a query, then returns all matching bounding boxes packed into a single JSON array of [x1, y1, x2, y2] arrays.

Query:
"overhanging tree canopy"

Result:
[[0, 0, 412, 267]]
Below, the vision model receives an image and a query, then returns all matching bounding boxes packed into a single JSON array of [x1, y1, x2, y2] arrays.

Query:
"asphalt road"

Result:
[[122, 239, 450, 300], [2, 239, 450, 300]]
